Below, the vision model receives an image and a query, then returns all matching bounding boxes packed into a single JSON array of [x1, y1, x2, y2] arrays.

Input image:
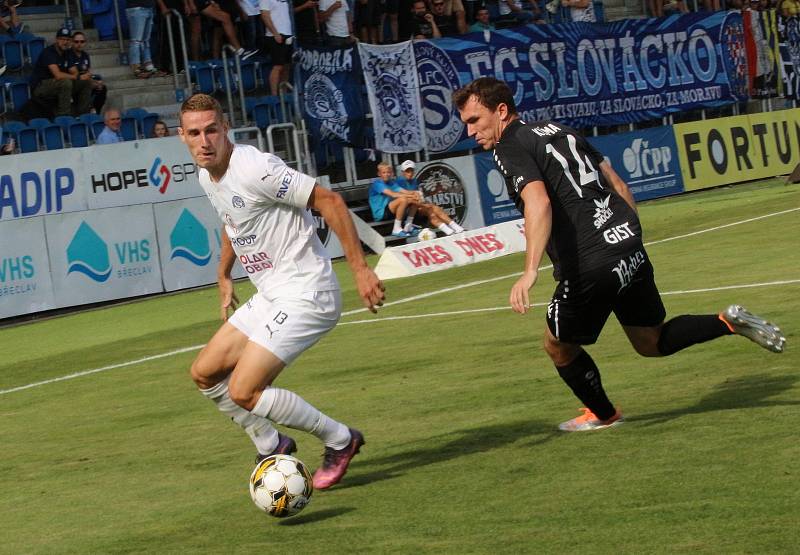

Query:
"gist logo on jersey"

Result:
[[416, 163, 467, 225]]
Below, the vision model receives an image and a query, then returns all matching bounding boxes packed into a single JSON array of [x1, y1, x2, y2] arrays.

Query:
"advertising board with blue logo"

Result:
[[587, 126, 685, 201], [0, 149, 88, 222], [45, 205, 163, 308], [0, 216, 57, 319], [86, 138, 203, 209], [153, 198, 247, 292], [474, 151, 522, 226]]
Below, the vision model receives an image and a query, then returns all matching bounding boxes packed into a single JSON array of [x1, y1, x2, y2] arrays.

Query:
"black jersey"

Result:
[[493, 119, 643, 280]]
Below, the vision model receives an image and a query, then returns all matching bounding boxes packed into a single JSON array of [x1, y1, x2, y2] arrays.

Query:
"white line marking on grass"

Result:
[[341, 207, 800, 317], [0, 345, 203, 396], [339, 279, 800, 326], [2, 208, 797, 396]]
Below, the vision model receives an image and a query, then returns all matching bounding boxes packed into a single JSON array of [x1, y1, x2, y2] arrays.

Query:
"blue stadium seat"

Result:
[[2, 120, 26, 139], [27, 117, 51, 132], [24, 36, 46, 66], [90, 119, 106, 140], [190, 62, 216, 94], [78, 113, 105, 140], [17, 126, 39, 152], [5, 80, 29, 111], [140, 112, 158, 137], [239, 59, 257, 92], [120, 115, 137, 140], [67, 121, 91, 147], [1, 39, 24, 71], [41, 123, 65, 150], [53, 115, 77, 131], [252, 101, 272, 130]]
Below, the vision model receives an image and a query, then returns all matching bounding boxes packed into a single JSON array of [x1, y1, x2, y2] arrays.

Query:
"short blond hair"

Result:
[[179, 93, 225, 125], [377, 162, 392, 173]]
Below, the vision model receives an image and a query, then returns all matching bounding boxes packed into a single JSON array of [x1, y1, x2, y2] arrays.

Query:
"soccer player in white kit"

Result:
[[178, 94, 385, 490]]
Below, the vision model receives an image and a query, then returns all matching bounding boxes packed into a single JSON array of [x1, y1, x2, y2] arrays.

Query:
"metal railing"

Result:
[[165, 9, 192, 101], [220, 45, 247, 127]]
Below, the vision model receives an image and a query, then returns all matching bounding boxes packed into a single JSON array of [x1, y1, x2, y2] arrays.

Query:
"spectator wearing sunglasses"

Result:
[[68, 31, 108, 114]]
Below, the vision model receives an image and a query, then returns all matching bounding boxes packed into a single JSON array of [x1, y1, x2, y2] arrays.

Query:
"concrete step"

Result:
[[110, 89, 181, 110], [106, 75, 175, 92]]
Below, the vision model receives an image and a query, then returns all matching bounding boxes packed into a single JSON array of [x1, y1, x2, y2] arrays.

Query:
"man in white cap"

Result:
[[397, 159, 466, 236]]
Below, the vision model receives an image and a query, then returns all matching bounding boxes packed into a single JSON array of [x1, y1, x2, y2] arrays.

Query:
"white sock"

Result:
[[253, 387, 350, 449], [403, 216, 414, 231], [438, 223, 454, 235], [449, 221, 465, 233], [200, 378, 280, 455], [392, 219, 403, 234]]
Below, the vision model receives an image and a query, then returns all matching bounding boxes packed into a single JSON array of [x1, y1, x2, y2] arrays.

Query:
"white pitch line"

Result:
[[1, 208, 797, 396], [339, 279, 800, 325]]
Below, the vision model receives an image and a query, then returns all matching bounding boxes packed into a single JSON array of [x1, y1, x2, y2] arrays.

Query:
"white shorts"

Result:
[[228, 290, 342, 365]]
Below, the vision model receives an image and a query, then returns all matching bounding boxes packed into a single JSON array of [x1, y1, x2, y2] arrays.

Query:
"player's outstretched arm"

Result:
[[217, 227, 240, 321], [308, 184, 385, 313], [600, 160, 637, 213], [510, 181, 552, 314]]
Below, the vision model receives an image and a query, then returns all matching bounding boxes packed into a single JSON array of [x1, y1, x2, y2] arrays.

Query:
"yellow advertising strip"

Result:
[[673, 108, 800, 191]]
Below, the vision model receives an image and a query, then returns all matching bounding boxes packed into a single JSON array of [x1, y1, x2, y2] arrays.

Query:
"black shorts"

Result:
[[266, 35, 292, 65], [356, 0, 381, 26], [381, 0, 399, 14], [546, 249, 666, 345]]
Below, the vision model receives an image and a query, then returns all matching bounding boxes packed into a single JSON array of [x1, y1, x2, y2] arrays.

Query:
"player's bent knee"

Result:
[[227, 383, 259, 411], [189, 357, 216, 389]]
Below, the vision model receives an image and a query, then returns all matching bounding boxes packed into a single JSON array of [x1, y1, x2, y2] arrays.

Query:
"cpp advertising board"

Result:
[[85, 138, 204, 209], [0, 216, 57, 319], [0, 149, 88, 222], [588, 126, 685, 201], [674, 108, 800, 190], [153, 198, 247, 292], [45, 204, 163, 308]]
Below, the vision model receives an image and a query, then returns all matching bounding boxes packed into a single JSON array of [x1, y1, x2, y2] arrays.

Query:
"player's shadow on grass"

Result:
[[277, 507, 356, 525], [633, 373, 800, 426], [335, 419, 558, 490]]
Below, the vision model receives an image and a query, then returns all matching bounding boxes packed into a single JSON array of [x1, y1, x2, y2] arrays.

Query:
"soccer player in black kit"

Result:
[[453, 77, 786, 431]]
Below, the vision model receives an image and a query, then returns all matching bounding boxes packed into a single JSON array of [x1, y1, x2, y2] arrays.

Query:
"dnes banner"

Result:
[[413, 11, 749, 152]]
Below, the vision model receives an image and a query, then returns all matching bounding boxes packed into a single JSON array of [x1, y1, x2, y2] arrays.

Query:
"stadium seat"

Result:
[[24, 36, 46, 66], [79, 113, 105, 140], [41, 123, 65, 150], [27, 117, 51, 132], [120, 115, 137, 141], [67, 121, 91, 147], [239, 59, 257, 92], [190, 62, 216, 94], [252, 101, 272, 130], [5, 80, 29, 111], [1, 39, 24, 71], [140, 112, 158, 137], [17, 126, 39, 152], [53, 115, 77, 131], [2, 120, 26, 139]]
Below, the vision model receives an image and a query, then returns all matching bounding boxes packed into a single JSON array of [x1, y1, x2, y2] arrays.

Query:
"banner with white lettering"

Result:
[[358, 41, 427, 152], [296, 45, 367, 146], [414, 11, 749, 152], [45, 205, 163, 308], [85, 138, 202, 209], [0, 217, 57, 319], [153, 198, 247, 292], [375, 220, 526, 279], [0, 149, 87, 221]]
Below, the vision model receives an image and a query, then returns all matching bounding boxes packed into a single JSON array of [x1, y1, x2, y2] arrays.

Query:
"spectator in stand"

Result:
[[237, 0, 262, 51], [152, 120, 171, 137], [396, 159, 465, 235], [127, 0, 170, 78], [562, 0, 595, 21], [410, 0, 440, 37], [30, 28, 93, 117], [429, 0, 461, 36], [469, 7, 495, 31], [380, 0, 400, 42], [294, 0, 322, 44], [96, 107, 124, 144], [0, 0, 23, 36], [357, 0, 381, 43], [261, 0, 293, 95], [211, 0, 249, 58], [186, 0, 257, 60], [318, 0, 353, 45], [69, 31, 108, 114], [368, 162, 421, 237], [1, 135, 14, 155], [437, 0, 466, 33], [496, 0, 539, 25]]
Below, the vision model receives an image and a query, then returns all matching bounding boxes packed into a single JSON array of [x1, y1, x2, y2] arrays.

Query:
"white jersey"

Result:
[[198, 144, 339, 300]]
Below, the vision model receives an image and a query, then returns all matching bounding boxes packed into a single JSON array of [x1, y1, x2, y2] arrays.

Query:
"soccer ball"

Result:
[[417, 228, 437, 242], [249, 454, 313, 518]]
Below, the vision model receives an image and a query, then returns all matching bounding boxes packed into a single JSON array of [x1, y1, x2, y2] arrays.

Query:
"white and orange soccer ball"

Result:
[[249, 454, 313, 518], [417, 228, 437, 242]]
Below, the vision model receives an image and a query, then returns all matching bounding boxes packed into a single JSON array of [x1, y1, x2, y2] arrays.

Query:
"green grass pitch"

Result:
[[1, 178, 798, 554]]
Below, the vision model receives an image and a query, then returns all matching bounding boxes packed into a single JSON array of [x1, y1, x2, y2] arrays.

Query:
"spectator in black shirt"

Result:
[[0, 0, 23, 36], [410, 0, 439, 38], [430, 0, 458, 36], [453, 77, 785, 433], [69, 31, 107, 114], [30, 28, 92, 117], [294, 0, 321, 44]]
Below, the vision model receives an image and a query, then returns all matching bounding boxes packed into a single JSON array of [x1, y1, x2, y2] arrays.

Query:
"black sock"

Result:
[[556, 350, 616, 421], [657, 314, 732, 356]]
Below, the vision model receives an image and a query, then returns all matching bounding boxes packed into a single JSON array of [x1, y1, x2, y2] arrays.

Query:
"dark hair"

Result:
[[452, 77, 518, 116]]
